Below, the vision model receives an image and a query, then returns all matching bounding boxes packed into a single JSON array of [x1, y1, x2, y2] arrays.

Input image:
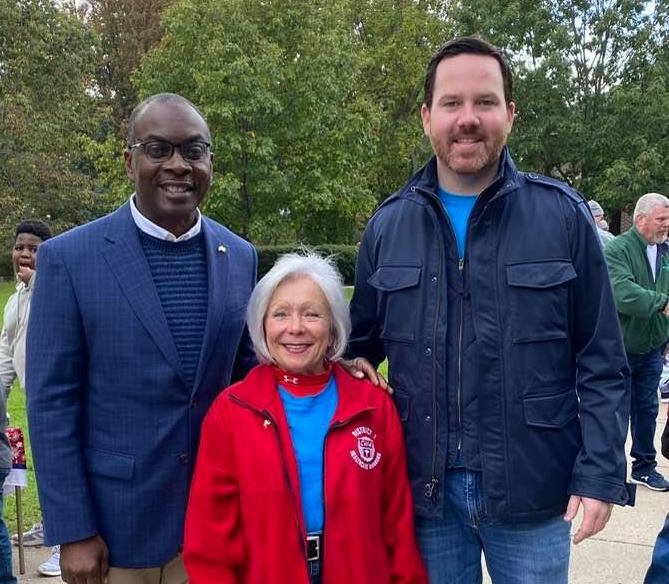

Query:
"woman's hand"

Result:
[[339, 357, 392, 394]]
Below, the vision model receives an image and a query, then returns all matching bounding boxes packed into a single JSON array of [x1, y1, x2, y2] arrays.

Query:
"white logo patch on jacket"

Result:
[[350, 426, 381, 470]]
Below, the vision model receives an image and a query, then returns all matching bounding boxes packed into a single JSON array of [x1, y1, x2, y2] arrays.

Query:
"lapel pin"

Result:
[[218, 244, 227, 254], [263, 419, 272, 429]]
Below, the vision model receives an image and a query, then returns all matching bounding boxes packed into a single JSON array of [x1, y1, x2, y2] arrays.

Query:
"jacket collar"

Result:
[[228, 362, 376, 424], [409, 146, 520, 202]]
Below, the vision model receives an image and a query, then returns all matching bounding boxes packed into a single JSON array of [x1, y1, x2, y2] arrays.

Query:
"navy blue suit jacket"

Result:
[[26, 202, 257, 567]]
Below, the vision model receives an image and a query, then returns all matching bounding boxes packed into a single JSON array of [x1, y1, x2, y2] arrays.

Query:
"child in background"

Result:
[[0, 220, 57, 578], [1, 221, 52, 393]]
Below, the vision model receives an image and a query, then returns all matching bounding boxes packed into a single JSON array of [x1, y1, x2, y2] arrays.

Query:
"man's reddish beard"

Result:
[[430, 130, 508, 176]]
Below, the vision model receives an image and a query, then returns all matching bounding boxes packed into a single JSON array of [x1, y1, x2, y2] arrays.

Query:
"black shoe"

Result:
[[630, 470, 669, 491]]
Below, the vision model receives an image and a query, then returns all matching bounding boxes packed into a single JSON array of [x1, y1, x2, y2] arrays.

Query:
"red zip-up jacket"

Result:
[[183, 363, 427, 583]]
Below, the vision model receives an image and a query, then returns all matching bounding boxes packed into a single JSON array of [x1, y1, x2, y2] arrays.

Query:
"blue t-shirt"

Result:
[[437, 188, 477, 259], [279, 377, 338, 534]]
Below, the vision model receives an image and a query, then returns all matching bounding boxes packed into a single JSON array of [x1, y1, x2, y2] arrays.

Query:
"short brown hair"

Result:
[[423, 36, 513, 108]]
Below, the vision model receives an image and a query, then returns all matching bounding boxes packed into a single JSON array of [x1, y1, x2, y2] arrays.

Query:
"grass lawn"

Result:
[[1, 279, 41, 534]]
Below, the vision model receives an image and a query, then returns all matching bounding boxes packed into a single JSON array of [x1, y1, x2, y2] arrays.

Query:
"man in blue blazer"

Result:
[[26, 93, 257, 582]]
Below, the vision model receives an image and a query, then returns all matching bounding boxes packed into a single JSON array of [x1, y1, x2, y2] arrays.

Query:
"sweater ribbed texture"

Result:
[[139, 230, 208, 387]]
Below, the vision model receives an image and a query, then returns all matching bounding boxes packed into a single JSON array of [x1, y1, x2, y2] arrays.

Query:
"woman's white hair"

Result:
[[633, 192, 669, 221], [246, 250, 351, 365]]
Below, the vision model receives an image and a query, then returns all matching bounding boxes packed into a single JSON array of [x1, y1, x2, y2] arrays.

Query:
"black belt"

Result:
[[306, 533, 322, 561]]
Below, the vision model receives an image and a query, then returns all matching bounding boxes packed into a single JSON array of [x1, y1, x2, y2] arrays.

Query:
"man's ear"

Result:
[[420, 103, 431, 137], [123, 149, 135, 180]]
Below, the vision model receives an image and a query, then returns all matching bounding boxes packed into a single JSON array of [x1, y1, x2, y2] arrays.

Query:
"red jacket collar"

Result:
[[227, 362, 376, 425]]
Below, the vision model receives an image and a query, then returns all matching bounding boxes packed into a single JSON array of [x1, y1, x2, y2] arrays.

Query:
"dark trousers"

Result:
[[627, 348, 663, 476], [308, 559, 322, 584], [645, 513, 669, 583]]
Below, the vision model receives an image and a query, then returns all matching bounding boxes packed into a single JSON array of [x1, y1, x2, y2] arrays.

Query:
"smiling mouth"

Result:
[[453, 137, 482, 144], [283, 343, 312, 353], [160, 183, 193, 193]]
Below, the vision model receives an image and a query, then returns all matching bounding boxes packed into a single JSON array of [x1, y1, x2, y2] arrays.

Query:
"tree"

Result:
[[86, 0, 177, 124], [0, 0, 104, 266], [135, 0, 381, 243], [444, 0, 668, 213], [346, 0, 452, 200]]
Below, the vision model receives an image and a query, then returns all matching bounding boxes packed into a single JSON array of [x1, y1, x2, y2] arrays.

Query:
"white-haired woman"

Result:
[[183, 252, 426, 584]]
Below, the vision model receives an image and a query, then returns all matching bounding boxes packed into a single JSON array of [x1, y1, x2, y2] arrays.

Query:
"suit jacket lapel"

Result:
[[192, 218, 230, 394], [101, 203, 188, 387]]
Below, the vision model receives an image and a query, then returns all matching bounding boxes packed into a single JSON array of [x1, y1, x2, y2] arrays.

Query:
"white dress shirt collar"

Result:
[[130, 195, 202, 243]]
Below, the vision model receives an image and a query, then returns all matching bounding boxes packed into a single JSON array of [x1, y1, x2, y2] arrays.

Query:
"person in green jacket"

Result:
[[605, 192, 669, 491]]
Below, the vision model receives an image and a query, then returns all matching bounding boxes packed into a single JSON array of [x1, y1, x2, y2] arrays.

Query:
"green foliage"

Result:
[[0, 0, 106, 247], [79, 133, 133, 208], [347, 0, 452, 199], [136, 0, 381, 244], [87, 0, 178, 125], [257, 244, 358, 284], [447, 0, 668, 212], [3, 0, 669, 239]]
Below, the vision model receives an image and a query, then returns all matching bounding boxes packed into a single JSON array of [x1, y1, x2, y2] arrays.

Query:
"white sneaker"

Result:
[[37, 545, 61, 577], [660, 377, 669, 403]]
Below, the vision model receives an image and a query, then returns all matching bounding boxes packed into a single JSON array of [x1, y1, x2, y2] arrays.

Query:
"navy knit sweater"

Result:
[[139, 230, 208, 387]]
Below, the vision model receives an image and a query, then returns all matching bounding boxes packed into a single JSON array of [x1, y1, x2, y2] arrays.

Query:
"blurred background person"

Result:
[[605, 192, 669, 491], [588, 200, 615, 247], [0, 220, 52, 579]]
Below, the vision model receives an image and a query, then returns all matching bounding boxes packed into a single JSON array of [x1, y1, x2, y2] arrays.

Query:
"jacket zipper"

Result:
[[414, 185, 444, 500], [319, 420, 346, 580], [267, 410, 307, 563], [414, 185, 478, 481], [456, 258, 464, 453], [456, 202, 480, 454], [228, 395, 308, 565]]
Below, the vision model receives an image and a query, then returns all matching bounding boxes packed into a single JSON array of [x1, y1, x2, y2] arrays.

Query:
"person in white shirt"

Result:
[[1, 221, 52, 394], [0, 220, 51, 581]]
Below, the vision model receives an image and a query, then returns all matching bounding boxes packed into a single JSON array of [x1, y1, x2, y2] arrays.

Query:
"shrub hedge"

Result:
[[256, 244, 358, 285], [0, 244, 360, 284], [0, 251, 12, 280]]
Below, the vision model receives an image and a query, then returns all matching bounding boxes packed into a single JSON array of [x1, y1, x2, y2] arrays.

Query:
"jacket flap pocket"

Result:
[[85, 448, 135, 481], [368, 266, 421, 292], [507, 261, 577, 289], [523, 391, 578, 429]]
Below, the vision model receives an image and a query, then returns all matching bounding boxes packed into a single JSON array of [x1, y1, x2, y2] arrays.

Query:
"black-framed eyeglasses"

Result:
[[128, 139, 212, 162]]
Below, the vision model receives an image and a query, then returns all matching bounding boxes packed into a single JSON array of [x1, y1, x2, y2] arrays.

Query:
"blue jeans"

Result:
[[0, 469, 17, 584], [415, 469, 570, 584], [645, 513, 669, 584], [627, 349, 663, 476]]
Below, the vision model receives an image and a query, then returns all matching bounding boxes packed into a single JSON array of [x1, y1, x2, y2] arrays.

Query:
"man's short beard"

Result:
[[432, 133, 507, 176]]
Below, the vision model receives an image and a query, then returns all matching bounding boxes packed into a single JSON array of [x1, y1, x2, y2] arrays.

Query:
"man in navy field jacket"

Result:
[[349, 36, 634, 583]]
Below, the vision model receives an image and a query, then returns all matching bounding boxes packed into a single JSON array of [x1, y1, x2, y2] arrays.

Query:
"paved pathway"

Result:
[[12, 406, 669, 583]]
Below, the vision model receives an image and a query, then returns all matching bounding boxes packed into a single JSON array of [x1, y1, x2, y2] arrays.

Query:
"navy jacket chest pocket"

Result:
[[506, 260, 576, 343], [368, 265, 422, 343]]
